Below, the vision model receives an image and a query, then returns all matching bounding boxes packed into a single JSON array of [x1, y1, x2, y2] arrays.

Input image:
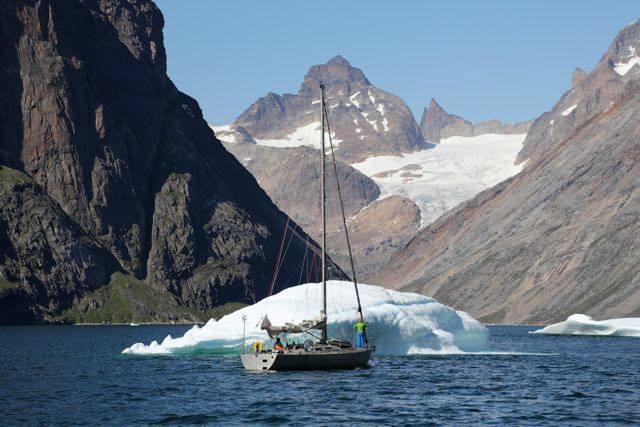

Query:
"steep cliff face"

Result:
[[420, 98, 532, 143], [372, 21, 640, 324], [0, 166, 117, 323], [0, 0, 322, 323]]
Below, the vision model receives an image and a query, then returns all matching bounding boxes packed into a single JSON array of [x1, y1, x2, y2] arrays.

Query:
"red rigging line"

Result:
[[268, 217, 290, 297]]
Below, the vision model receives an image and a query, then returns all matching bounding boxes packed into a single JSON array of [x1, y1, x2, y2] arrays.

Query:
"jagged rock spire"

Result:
[[572, 67, 588, 88]]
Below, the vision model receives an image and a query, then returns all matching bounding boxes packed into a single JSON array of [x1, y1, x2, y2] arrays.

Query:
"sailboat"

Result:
[[241, 82, 373, 371]]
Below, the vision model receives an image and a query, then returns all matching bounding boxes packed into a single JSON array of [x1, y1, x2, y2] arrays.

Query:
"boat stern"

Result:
[[241, 352, 278, 371]]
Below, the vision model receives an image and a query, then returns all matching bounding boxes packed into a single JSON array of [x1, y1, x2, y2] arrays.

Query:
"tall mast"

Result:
[[319, 81, 328, 344], [321, 100, 365, 325]]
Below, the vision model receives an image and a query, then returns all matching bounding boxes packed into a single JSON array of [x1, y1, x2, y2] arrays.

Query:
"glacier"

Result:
[[532, 314, 640, 337], [351, 133, 526, 227], [122, 281, 488, 355]]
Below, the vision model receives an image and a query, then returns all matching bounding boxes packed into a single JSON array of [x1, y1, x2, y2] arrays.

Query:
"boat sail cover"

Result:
[[259, 314, 327, 338]]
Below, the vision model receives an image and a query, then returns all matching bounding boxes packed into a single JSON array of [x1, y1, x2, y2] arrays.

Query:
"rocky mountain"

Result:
[[222, 143, 380, 234], [215, 57, 530, 278], [215, 57, 430, 276], [0, 0, 331, 324], [516, 21, 640, 164], [372, 20, 640, 324], [220, 126, 422, 277], [420, 98, 532, 143], [233, 55, 427, 164]]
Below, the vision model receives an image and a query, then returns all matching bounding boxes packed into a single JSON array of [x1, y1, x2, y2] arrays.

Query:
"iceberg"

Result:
[[532, 314, 640, 337], [122, 281, 488, 355]]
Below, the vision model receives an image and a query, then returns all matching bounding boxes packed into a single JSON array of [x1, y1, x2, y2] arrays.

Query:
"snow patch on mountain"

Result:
[[352, 134, 526, 227], [210, 124, 231, 132], [561, 104, 578, 116], [122, 281, 489, 355], [532, 314, 640, 337], [349, 91, 361, 108], [254, 122, 342, 149], [614, 53, 640, 76], [209, 124, 237, 143]]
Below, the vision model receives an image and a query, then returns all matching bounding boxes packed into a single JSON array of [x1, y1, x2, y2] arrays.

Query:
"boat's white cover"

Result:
[[260, 313, 327, 338], [122, 281, 489, 355]]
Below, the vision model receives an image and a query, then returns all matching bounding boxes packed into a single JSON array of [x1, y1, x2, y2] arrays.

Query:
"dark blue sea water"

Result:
[[1, 325, 638, 425]]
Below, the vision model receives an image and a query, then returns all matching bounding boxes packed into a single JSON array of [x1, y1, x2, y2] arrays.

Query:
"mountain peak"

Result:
[[327, 55, 350, 66], [299, 55, 370, 96], [427, 98, 445, 113], [572, 67, 588, 87], [420, 98, 473, 143]]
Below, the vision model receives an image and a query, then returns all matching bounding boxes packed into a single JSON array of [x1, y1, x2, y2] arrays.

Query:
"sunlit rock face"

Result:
[[372, 20, 640, 325]]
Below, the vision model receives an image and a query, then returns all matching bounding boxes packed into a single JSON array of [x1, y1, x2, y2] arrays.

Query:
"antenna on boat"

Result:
[[242, 314, 247, 353], [319, 81, 328, 344]]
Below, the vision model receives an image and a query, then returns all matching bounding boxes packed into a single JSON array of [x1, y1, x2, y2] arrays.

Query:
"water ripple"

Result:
[[1, 325, 639, 425]]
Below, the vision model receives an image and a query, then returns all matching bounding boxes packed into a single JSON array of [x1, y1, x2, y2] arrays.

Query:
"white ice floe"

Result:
[[561, 104, 577, 116], [531, 314, 640, 337], [352, 133, 526, 227], [254, 122, 342, 149], [122, 281, 489, 356]]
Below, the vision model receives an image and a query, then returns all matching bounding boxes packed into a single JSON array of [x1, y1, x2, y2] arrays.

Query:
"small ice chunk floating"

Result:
[[532, 314, 640, 337]]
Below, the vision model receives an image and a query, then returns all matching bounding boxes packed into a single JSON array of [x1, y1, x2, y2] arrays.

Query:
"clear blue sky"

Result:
[[154, 0, 638, 125]]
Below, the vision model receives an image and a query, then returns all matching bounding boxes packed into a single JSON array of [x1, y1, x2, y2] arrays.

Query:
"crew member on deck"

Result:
[[354, 319, 367, 348]]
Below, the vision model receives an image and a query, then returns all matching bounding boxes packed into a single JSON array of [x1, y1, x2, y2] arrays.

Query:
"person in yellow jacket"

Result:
[[354, 319, 367, 348], [252, 341, 263, 353]]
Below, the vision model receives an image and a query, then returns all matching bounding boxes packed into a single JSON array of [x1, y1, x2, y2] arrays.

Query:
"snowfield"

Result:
[[532, 314, 640, 337], [122, 281, 489, 355], [351, 133, 526, 226], [254, 122, 343, 150]]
